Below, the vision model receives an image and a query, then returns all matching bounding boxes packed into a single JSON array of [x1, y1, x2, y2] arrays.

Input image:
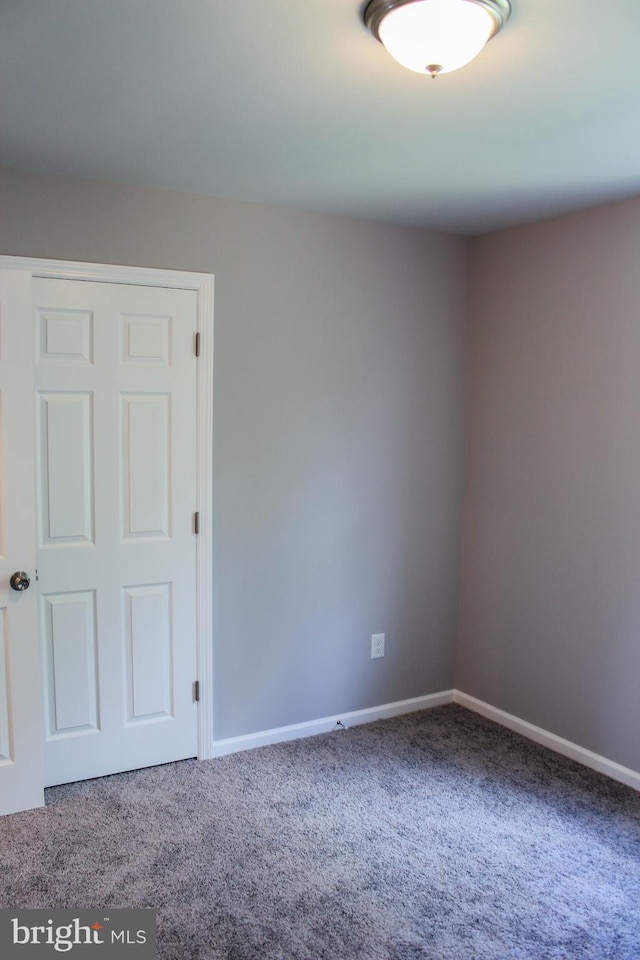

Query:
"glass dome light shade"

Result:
[[366, 0, 511, 77]]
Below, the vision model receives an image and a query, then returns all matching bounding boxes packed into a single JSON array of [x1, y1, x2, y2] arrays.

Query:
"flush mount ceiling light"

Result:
[[364, 0, 512, 78]]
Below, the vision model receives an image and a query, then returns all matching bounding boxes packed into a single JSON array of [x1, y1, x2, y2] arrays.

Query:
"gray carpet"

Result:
[[1, 705, 639, 959]]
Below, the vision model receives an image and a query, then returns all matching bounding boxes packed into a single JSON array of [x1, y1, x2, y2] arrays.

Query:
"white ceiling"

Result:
[[2, 0, 640, 235]]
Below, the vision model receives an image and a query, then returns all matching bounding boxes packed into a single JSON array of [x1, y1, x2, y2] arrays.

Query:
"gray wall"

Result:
[[0, 166, 470, 740], [457, 198, 640, 772]]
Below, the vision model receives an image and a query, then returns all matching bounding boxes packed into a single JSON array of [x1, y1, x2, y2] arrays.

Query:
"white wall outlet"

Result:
[[371, 633, 385, 659]]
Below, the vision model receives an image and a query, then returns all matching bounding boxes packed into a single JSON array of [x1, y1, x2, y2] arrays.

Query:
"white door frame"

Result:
[[0, 256, 214, 763]]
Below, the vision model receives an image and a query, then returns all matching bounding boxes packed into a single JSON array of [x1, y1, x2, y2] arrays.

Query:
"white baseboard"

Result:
[[211, 690, 455, 758], [454, 690, 640, 792], [211, 687, 640, 793]]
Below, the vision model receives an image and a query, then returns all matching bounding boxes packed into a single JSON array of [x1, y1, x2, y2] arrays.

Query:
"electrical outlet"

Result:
[[371, 633, 385, 659]]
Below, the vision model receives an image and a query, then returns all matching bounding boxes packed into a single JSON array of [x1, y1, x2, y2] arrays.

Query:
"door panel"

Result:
[[38, 392, 95, 545], [0, 270, 43, 815], [0, 615, 12, 762], [34, 278, 198, 787], [42, 590, 99, 736], [122, 393, 171, 538], [124, 582, 172, 720]]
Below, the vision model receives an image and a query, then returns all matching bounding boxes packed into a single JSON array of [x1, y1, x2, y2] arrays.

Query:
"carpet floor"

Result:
[[1, 704, 639, 959]]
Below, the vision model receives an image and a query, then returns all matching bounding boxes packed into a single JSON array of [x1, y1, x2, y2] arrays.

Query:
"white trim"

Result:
[[211, 686, 640, 793], [0, 255, 215, 763], [454, 691, 640, 792], [0, 257, 211, 291], [195, 273, 215, 760], [211, 691, 455, 758]]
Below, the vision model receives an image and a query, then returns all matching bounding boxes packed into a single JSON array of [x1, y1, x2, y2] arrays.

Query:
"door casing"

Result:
[[0, 255, 215, 770]]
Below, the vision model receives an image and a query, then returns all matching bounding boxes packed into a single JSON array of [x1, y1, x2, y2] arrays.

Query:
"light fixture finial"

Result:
[[364, 0, 512, 78]]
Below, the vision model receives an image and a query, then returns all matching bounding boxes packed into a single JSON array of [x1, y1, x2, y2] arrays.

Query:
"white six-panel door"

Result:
[[34, 278, 199, 787]]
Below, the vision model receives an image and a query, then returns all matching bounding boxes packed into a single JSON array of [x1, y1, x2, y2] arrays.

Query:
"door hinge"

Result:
[[194, 680, 200, 702], [195, 331, 201, 357], [194, 511, 200, 535]]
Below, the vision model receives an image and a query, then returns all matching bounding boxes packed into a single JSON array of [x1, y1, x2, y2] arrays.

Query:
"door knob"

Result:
[[9, 571, 30, 592]]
